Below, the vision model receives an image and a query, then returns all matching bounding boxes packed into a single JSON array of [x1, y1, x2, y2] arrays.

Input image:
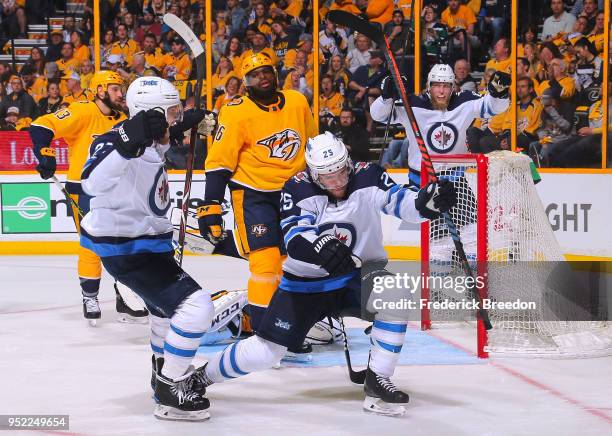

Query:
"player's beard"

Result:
[[101, 93, 127, 114], [247, 77, 279, 104], [430, 93, 451, 111]]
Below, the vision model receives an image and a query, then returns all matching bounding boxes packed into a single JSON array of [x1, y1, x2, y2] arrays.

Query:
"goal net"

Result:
[[420, 151, 612, 358]]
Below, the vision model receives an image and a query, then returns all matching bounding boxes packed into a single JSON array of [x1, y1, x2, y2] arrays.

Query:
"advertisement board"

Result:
[[0, 132, 69, 171]]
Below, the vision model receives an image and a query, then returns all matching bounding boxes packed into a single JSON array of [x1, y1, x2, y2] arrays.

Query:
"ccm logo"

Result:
[[250, 224, 268, 237], [211, 302, 240, 328]]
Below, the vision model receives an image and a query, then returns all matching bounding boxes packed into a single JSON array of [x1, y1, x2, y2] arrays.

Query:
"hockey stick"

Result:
[[163, 13, 206, 266], [338, 317, 366, 384], [52, 176, 84, 218], [327, 11, 492, 330]]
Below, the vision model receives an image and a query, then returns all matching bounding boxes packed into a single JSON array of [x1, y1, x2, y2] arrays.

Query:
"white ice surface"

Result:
[[1, 256, 611, 436]]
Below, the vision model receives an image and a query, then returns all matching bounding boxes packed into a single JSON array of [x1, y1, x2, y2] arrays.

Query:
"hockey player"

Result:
[[79, 77, 217, 421], [370, 64, 511, 186], [198, 52, 317, 331], [30, 70, 149, 325], [194, 132, 457, 416]]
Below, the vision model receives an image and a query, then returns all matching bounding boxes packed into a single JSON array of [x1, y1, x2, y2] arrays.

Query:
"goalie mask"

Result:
[[305, 132, 354, 192], [126, 77, 183, 126]]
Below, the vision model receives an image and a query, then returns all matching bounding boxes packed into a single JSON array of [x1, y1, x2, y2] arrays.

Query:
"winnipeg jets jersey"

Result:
[[279, 163, 425, 292], [370, 91, 509, 182], [79, 124, 174, 257]]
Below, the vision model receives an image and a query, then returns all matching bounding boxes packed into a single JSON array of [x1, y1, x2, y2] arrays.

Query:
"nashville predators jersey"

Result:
[[30, 101, 126, 184], [206, 90, 317, 192]]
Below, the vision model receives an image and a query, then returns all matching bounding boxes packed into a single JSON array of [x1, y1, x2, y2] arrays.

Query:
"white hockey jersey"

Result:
[[279, 162, 425, 293], [79, 125, 174, 257], [370, 91, 509, 184]]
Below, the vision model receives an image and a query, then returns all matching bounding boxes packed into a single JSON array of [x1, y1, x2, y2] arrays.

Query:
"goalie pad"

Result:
[[170, 207, 216, 255], [305, 316, 343, 345], [200, 290, 248, 345]]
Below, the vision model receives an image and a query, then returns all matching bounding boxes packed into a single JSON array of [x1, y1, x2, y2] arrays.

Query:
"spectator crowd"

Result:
[[0, 0, 608, 168]]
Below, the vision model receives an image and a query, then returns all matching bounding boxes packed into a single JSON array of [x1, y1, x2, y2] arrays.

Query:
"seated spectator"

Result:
[[159, 37, 192, 81], [250, 1, 273, 40], [516, 76, 544, 151], [1, 0, 27, 39], [283, 68, 313, 102], [536, 58, 576, 101], [586, 11, 604, 54], [100, 28, 116, 64], [61, 15, 76, 43], [319, 18, 348, 62], [522, 43, 539, 77], [134, 10, 162, 46], [271, 17, 296, 70], [110, 23, 140, 67], [542, 0, 576, 41], [104, 53, 125, 73], [348, 49, 388, 134], [422, 5, 449, 69], [485, 37, 512, 74], [325, 54, 350, 96], [213, 76, 242, 114], [71, 30, 91, 64], [319, 74, 344, 127], [440, 0, 479, 64], [1, 75, 37, 119], [529, 86, 574, 166], [142, 33, 164, 73], [62, 71, 91, 104], [242, 31, 279, 67], [56, 42, 81, 77], [212, 56, 237, 94], [80, 59, 94, 90], [46, 29, 64, 62], [224, 36, 245, 77], [1, 105, 31, 130], [24, 47, 46, 76], [29, 62, 53, 102], [127, 53, 157, 82], [517, 25, 538, 58], [384, 9, 410, 56], [210, 19, 228, 65], [576, 0, 598, 34], [37, 81, 62, 115], [453, 58, 477, 92], [534, 42, 562, 85], [19, 64, 36, 96], [346, 34, 372, 74], [573, 37, 603, 106], [517, 57, 530, 78], [331, 107, 371, 162]]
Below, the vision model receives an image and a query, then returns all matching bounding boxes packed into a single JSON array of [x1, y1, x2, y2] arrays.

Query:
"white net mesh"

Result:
[[424, 151, 612, 357]]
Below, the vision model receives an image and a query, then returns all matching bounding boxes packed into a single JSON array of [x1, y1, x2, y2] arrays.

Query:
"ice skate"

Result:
[[363, 367, 409, 417], [83, 296, 101, 327], [154, 370, 210, 421], [115, 283, 149, 324]]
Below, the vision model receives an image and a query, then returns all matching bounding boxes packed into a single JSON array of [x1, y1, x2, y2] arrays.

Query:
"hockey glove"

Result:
[[313, 234, 356, 276], [116, 109, 168, 158], [381, 74, 409, 101], [197, 200, 226, 244], [487, 71, 511, 99], [35, 146, 56, 179], [415, 180, 457, 220]]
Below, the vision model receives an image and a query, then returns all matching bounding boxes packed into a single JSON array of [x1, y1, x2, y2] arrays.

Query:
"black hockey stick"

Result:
[[338, 317, 366, 384], [163, 13, 206, 266], [327, 11, 492, 330]]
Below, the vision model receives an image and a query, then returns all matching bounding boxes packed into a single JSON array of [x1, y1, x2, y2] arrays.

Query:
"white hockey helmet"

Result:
[[126, 76, 183, 125], [305, 131, 353, 190], [426, 63, 455, 90]]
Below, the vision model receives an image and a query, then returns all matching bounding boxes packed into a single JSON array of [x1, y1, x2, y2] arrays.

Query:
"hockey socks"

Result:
[[369, 320, 407, 377], [206, 335, 286, 383]]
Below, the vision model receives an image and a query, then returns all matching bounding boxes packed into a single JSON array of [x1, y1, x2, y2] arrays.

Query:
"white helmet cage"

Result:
[[305, 131, 354, 190], [426, 63, 455, 91], [126, 76, 183, 124]]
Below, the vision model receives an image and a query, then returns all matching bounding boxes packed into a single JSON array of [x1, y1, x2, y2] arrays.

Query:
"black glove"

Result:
[[116, 109, 168, 158], [168, 108, 207, 139], [35, 146, 56, 180], [197, 200, 226, 244], [381, 74, 408, 100], [415, 180, 457, 220], [487, 71, 511, 99], [313, 234, 356, 276]]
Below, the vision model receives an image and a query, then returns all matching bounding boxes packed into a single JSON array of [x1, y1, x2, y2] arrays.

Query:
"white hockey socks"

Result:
[[161, 290, 214, 380], [206, 335, 286, 383], [369, 320, 407, 377], [150, 315, 170, 360]]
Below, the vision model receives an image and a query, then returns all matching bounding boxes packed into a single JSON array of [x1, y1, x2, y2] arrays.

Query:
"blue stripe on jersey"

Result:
[[283, 225, 318, 245], [373, 320, 408, 333], [80, 234, 173, 257], [393, 188, 407, 219], [229, 343, 248, 376], [164, 342, 197, 358], [279, 270, 359, 293], [170, 324, 204, 339], [150, 342, 164, 354], [281, 214, 315, 229]]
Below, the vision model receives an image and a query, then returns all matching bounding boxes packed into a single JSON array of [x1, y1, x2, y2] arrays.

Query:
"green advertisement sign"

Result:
[[1, 183, 51, 233]]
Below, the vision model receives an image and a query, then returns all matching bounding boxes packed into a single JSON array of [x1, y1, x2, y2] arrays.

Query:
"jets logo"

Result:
[[149, 167, 171, 216], [427, 122, 459, 154], [318, 222, 357, 250], [257, 129, 301, 161]]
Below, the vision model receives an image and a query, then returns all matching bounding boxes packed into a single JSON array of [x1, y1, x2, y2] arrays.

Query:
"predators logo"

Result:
[[257, 129, 302, 161]]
